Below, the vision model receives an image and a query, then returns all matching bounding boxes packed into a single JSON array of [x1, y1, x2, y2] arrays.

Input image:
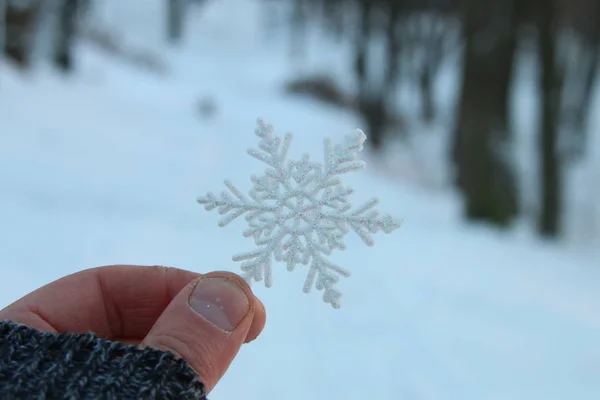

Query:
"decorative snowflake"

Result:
[[197, 119, 401, 308]]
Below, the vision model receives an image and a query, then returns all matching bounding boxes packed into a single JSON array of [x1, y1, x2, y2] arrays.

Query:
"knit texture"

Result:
[[0, 320, 207, 399]]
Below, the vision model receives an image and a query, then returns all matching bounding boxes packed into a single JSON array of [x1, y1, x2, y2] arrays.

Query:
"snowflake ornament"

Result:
[[197, 119, 401, 308]]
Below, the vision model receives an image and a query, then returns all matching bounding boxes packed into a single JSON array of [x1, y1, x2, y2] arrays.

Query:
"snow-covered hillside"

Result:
[[0, 0, 598, 399]]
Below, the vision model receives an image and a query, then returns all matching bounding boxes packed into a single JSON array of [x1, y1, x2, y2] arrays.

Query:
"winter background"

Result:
[[1, 0, 599, 399]]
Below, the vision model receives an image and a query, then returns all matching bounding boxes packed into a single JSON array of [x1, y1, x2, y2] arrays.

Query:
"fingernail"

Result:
[[188, 278, 250, 332]]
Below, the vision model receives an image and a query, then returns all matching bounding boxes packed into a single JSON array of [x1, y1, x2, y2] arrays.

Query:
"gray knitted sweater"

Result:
[[0, 320, 207, 399]]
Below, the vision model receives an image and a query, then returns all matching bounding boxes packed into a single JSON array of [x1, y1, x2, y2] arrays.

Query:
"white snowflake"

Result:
[[197, 119, 401, 308]]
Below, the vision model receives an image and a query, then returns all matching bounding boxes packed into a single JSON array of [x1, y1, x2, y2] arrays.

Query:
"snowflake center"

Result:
[[275, 192, 319, 234]]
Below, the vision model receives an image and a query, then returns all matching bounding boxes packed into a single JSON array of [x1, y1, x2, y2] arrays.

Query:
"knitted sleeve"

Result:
[[0, 320, 207, 400]]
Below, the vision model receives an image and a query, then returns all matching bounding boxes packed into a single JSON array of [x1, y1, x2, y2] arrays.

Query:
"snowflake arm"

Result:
[[197, 119, 401, 309]]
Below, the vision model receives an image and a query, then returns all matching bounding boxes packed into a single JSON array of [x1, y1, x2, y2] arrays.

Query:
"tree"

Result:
[[4, 0, 40, 68], [402, 9, 459, 123], [0, 0, 5, 65], [354, 0, 400, 150], [535, 0, 563, 237], [451, 0, 519, 226], [53, 0, 78, 72], [166, 0, 185, 43]]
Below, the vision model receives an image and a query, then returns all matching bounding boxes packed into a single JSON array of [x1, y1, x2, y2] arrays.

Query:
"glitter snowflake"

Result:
[[197, 119, 401, 308]]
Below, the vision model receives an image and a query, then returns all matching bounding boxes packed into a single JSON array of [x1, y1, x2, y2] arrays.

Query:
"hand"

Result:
[[0, 265, 266, 394]]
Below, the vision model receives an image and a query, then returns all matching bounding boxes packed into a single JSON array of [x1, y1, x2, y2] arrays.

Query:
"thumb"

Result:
[[141, 272, 264, 394]]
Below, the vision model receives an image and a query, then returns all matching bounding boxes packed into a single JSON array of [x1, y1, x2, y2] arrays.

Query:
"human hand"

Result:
[[0, 265, 266, 394]]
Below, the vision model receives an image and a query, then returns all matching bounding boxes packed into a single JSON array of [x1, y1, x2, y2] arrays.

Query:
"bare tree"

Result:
[[53, 0, 78, 71], [354, 0, 405, 150], [166, 0, 185, 43], [401, 9, 459, 123], [536, 0, 563, 237], [0, 0, 5, 66], [452, 0, 519, 225], [353, 0, 383, 148], [4, 0, 40, 68]]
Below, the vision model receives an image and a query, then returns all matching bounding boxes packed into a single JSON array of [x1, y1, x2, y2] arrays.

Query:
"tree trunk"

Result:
[[420, 66, 435, 122], [536, 0, 562, 237], [166, 0, 185, 44], [4, 1, 39, 68], [353, 0, 370, 97], [384, 3, 400, 92], [452, 0, 519, 226], [0, 0, 5, 66], [354, 0, 387, 150], [53, 0, 78, 72]]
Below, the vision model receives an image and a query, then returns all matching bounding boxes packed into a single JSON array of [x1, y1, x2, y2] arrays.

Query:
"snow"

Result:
[[1, 0, 599, 399]]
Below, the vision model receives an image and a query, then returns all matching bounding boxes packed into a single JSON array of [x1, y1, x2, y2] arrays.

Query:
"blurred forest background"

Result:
[[2, 0, 600, 242], [2, 1, 600, 398]]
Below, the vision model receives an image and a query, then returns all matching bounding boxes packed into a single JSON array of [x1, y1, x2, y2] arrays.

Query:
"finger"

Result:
[[0, 265, 200, 341], [141, 271, 265, 394], [247, 294, 267, 343]]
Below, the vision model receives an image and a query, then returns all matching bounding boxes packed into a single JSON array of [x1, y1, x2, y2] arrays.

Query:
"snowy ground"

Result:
[[1, 0, 599, 399]]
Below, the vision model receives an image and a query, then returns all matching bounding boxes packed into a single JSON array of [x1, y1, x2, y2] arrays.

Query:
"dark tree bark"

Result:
[[536, 0, 563, 237], [353, 0, 371, 99], [419, 64, 435, 122], [0, 0, 4, 67], [4, 0, 39, 68], [452, 0, 519, 226], [354, 0, 387, 150], [53, 0, 78, 72], [166, 0, 185, 43]]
